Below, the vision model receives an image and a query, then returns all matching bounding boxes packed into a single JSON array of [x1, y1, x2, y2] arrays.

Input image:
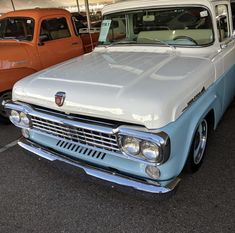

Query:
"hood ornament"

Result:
[[55, 92, 66, 107]]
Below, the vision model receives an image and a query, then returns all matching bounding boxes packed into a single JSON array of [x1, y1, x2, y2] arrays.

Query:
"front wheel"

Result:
[[184, 118, 208, 173], [0, 91, 12, 124]]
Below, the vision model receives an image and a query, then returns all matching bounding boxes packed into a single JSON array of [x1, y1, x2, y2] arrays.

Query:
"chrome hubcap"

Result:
[[0, 92, 11, 118], [193, 119, 208, 165]]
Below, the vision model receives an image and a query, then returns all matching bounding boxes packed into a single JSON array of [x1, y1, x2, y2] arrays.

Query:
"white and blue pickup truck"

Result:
[[5, 0, 235, 195]]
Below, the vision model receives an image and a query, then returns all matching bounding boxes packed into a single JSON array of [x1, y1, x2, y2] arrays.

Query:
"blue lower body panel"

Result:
[[18, 137, 180, 194]]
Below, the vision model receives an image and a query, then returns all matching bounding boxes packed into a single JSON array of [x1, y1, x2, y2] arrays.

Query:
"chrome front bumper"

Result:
[[18, 138, 180, 194]]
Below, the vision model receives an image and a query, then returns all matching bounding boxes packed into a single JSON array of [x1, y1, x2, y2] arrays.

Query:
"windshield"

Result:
[[0, 17, 34, 41], [99, 7, 213, 47]]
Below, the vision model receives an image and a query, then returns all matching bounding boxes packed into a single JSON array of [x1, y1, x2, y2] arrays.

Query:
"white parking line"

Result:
[[0, 139, 19, 153]]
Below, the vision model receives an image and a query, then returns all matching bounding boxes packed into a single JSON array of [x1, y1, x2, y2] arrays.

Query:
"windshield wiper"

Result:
[[103, 40, 137, 47], [139, 36, 176, 51], [100, 37, 176, 51]]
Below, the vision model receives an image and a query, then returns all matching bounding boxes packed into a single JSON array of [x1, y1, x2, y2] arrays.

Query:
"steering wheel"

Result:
[[173, 36, 198, 45]]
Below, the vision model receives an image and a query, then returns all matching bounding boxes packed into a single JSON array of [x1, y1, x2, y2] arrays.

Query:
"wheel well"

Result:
[[0, 90, 12, 106], [0, 90, 12, 96], [182, 109, 215, 173], [205, 109, 215, 130]]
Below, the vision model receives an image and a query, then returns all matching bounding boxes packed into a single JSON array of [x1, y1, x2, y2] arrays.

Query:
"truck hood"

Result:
[[0, 42, 29, 70], [13, 48, 215, 129]]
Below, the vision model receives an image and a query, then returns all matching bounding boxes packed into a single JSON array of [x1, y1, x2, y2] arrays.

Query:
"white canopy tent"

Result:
[[9, 0, 92, 29]]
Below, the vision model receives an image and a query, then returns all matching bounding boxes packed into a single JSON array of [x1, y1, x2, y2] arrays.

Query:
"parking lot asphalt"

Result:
[[0, 101, 235, 233]]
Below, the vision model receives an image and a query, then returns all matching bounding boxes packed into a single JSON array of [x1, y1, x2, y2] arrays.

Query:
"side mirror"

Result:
[[38, 34, 49, 46]]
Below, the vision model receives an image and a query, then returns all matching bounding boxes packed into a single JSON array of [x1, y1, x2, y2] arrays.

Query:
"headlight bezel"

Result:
[[9, 109, 31, 128], [118, 128, 170, 165]]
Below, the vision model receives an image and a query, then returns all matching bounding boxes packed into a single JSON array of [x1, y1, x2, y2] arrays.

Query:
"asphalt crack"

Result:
[[0, 139, 19, 153]]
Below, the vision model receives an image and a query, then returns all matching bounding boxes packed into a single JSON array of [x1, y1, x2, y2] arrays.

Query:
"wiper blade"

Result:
[[105, 40, 137, 47], [139, 36, 176, 51]]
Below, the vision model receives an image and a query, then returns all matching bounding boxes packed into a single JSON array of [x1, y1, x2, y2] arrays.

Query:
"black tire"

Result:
[[0, 91, 12, 124], [184, 118, 208, 173]]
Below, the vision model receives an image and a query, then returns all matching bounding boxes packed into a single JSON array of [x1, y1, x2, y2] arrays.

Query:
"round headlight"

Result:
[[20, 112, 30, 127], [10, 110, 20, 124], [122, 136, 140, 155], [141, 141, 160, 162]]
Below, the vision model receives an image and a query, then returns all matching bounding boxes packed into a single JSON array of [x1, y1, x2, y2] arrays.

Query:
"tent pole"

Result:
[[84, 0, 91, 30], [76, 0, 80, 13], [11, 0, 15, 11]]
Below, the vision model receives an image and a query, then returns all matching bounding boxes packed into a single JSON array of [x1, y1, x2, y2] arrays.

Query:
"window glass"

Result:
[[231, 2, 235, 28], [40, 17, 71, 41], [215, 4, 230, 42], [72, 16, 86, 35], [0, 17, 34, 41], [99, 7, 213, 47]]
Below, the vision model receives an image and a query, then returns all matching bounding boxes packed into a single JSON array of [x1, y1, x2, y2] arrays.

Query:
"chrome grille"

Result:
[[31, 116, 120, 152]]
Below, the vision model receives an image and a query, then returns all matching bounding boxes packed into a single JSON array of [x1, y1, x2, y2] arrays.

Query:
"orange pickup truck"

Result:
[[0, 8, 99, 121]]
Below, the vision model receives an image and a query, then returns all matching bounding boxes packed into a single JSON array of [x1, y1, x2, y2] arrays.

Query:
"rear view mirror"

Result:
[[111, 20, 119, 29], [143, 15, 155, 22]]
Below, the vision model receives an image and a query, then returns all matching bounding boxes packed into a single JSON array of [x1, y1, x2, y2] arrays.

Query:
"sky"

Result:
[[0, 0, 114, 13]]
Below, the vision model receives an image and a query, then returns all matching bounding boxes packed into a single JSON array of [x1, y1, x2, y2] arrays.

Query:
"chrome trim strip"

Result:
[[5, 102, 114, 134], [18, 138, 180, 194], [33, 105, 116, 127]]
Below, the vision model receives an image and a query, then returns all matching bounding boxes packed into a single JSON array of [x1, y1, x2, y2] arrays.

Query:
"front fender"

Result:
[[0, 68, 37, 93], [157, 79, 224, 180]]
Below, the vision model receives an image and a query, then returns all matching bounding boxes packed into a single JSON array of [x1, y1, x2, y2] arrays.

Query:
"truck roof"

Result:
[[102, 0, 226, 15], [0, 8, 71, 20]]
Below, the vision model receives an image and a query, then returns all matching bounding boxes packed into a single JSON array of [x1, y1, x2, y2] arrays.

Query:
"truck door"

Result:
[[214, 3, 235, 111], [37, 16, 84, 69]]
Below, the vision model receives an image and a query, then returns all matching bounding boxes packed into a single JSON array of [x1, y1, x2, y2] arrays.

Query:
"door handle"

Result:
[[72, 42, 79, 45]]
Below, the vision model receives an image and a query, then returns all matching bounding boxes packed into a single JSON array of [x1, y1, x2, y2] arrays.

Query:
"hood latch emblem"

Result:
[[55, 92, 66, 107]]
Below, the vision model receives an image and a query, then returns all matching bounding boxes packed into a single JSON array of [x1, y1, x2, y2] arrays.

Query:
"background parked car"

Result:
[[0, 8, 99, 122]]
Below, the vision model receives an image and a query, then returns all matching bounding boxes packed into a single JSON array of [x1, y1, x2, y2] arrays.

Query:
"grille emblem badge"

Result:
[[55, 92, 66, 107]]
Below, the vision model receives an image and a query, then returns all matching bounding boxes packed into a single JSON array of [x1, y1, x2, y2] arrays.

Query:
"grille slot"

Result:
[[31, 116, 120, 152], [56, 140, 106, 160]]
